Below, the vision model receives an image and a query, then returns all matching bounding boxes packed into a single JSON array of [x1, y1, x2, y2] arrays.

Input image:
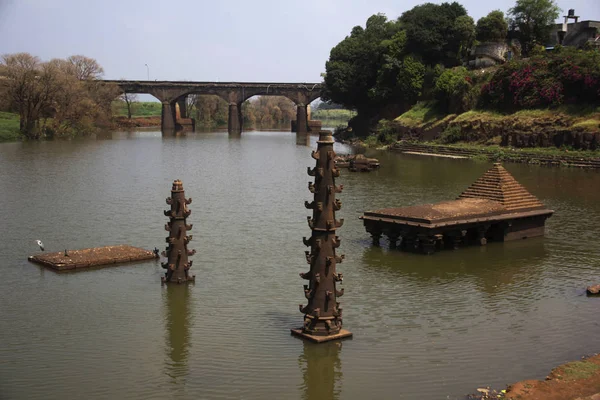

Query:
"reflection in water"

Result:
[[229, 132, 242, 140], [94, 131, 113, 140], [163, 284, 192, 387], [361, 238, 548, 296], [296, 133, 311, 147], [162, 130, 188, 138], [298, 341, 343, 400]]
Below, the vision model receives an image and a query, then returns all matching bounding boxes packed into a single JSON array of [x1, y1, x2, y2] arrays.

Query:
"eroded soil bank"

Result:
[[469, 354, 600, 400]]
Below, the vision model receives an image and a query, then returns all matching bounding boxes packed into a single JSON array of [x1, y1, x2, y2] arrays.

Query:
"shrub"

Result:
[[376, 119, 398, 143], [439, 125, 463, 143], [434, 67, 476, 113], [480, 49, 600, 111]]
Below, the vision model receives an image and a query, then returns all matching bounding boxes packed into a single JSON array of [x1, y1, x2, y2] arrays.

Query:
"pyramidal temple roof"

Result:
[[458, 163, 546, 212]]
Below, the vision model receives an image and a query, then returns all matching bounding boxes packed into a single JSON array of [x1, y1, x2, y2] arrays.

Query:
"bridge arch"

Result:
[[103, 80, 322, 134]]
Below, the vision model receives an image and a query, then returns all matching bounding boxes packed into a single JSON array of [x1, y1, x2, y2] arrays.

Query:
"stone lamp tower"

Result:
[[161, 179, 196, 284], [291, 131, 352, 342]]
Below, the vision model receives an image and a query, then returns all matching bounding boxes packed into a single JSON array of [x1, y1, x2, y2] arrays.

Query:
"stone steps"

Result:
[[391, 143, 600, 168]]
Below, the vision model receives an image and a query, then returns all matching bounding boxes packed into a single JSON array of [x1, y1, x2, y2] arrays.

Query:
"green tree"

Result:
[[476, 10, 509, 42], [508, 0, 560, 56], [399, 2, 472, 66], [434, 67, 476, 113], [322, 14, 400, 116], [322, 4, 474, 135]]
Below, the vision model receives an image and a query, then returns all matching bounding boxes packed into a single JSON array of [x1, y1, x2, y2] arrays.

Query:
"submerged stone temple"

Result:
[[291, 131, 352, 343], [361, 163, 554, 254], [161, 179, 196, 283]]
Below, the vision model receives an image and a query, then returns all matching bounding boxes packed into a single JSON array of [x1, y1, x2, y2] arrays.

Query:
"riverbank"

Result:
[[391, 142, 600, 168], [469, 353, 600, 400], [389, 103, 600, 151], [333, 102, 600, 167], [0, 113, 163, 139], [113, 116, 161, 128], [0, 112, 21, 142]]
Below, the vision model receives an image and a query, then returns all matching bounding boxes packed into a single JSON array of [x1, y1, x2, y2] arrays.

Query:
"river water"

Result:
[[1, 129, 599, 400]]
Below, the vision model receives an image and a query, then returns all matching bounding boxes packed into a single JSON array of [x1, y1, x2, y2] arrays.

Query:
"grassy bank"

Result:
[[335, 101, 600, 166], [395, 102, 600, 129], [392, 101, 600, 143], [112, 101, 161, 117], [0, 112, 21, 142], [367, 101, 600, 154], [312, 109, 356, 122]]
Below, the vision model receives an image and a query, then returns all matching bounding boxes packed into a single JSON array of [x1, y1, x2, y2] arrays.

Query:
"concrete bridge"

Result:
[[103, 80, 322, 134]]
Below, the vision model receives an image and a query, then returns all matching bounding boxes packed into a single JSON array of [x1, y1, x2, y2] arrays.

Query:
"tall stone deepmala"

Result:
[[291, 131, 352, 343], [161, 179, 196, 284]]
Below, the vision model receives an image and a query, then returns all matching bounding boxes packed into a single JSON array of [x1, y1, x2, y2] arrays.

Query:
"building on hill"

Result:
[[548, 9, 600, 49], [468, 42, 512, 68]]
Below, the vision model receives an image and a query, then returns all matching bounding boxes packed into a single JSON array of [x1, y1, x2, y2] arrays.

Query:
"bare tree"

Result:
[[0, 52, 118, 138], [67, 55, 104, 80], [120, 92, 138, 119], [0, 53, 60, 138], [186, 94, 197, 118]]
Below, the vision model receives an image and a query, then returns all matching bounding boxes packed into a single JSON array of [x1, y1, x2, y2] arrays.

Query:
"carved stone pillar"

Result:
[[477, 225, 490, 246], [365, 224, 383, 247], [402, 235, 417, 251], [161, 180, 196, 284], [292, 131, 352, 343], [418, 234, 436, 255], [446, 230, 466, 250], [387, 232, 400, 249]]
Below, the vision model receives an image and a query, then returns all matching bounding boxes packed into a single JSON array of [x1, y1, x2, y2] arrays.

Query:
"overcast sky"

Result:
[[0, 0, 598, 83]]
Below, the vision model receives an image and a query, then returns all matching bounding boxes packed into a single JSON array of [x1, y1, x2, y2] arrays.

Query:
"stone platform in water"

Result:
[[361, 163, 554, 254], [28, 245, 156, 271], [290, 328, 353, 343]]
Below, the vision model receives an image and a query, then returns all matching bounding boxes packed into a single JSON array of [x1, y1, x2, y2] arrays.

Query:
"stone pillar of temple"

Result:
[[161, 179, 196, 284], [292, 130, 352, 343], [161, 100, 177, 132], [228, 102, 242, 134], [177, 96, 188, 119], [296, 104, 308, 135]]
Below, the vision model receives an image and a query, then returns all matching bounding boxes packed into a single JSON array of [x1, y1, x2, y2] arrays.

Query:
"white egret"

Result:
[[36, 240, 45, 251]]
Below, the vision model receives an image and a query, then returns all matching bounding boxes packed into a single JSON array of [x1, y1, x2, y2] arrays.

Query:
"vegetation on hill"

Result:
[[320, 0, 574, 137]]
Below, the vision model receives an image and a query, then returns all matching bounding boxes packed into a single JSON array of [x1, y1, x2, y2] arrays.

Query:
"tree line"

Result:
[[172, 95, 298, 129], [0, 53, 118, 139], [321, 0, 567, 135]]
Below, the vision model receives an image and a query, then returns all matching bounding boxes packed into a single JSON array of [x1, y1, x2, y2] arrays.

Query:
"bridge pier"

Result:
[[296, 104, 308, 135], [228, 102, 242, 134], [161, 101, 177, 132]]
